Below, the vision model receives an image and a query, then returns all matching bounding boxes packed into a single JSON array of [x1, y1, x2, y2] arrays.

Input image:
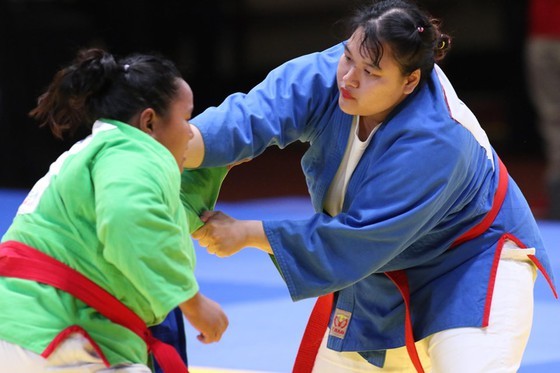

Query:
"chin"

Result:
[[338, 100, 358, 116]]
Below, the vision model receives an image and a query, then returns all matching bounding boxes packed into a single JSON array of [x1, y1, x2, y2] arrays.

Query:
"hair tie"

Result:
[[417, 26, 424, 33], [123, 64, 130, 72]]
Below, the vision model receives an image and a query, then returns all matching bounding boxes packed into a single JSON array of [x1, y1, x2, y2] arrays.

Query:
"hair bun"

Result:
[[434, 33, 451, 61], [69, 49, 118, 97]]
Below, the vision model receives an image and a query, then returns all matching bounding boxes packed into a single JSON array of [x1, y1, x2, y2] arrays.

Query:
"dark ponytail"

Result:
[[348, 0, 452, 84], [29, 48, 182, 139]]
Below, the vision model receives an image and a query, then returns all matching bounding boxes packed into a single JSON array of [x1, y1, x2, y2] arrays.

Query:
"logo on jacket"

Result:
[[329, 308, 352, 339]]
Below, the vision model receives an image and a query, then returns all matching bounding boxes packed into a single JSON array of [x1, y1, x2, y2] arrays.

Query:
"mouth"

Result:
[[340, 87, 354, 100]]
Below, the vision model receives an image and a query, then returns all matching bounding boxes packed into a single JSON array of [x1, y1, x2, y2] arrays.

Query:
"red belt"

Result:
[[293, 158, 509, 373], [0, 240, 188, 373]]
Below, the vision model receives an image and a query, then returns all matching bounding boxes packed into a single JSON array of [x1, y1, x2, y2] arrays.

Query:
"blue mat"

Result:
[[1, 190, 559, 372]]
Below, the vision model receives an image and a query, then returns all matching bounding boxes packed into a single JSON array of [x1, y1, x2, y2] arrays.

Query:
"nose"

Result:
[[343, 66, 359, 88]]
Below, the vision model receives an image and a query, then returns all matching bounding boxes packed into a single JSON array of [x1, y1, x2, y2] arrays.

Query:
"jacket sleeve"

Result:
[[191, 44, 344, 167], [180, 167, 229, 233]]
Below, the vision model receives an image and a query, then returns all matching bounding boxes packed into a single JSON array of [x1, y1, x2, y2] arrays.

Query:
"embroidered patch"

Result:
[[329, 308, 352, 339]]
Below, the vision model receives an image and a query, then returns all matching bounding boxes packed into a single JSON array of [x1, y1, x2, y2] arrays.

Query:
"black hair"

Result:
[[29, 48, 182, 139], [348, 0, 451, 83]]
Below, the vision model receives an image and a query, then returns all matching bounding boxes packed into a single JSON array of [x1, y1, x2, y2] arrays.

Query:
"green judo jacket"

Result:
[[0, 119, 227, 366]]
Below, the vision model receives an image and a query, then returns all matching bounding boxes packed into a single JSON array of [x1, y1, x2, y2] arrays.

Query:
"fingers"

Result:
[[199, 210, 219, 223], [193, 210, 239, 257], [192, 225, 212, 248], [196, 319, 229, 344], [191, 225, 206, 240], [197, 333, 208, 343], [192, 212, 218, 246], [193, 211, 223, 249], [206, 245, 227, 257], [192, 211, 219, 245], [192, 227, 219, 256], [197, 331, 220, 344], [206, 245, 217, 256]]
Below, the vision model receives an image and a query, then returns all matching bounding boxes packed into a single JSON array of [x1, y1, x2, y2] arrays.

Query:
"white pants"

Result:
[[0, 333, 151, 372], [312, 247, 537, 373]]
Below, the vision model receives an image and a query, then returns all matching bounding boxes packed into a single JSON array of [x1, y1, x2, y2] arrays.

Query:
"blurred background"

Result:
[[1, 2, 559, 371], [0, 0, 550, 216]]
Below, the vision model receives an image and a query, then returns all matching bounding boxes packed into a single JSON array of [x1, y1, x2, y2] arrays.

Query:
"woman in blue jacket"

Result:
[[186, 0, 557, 371]]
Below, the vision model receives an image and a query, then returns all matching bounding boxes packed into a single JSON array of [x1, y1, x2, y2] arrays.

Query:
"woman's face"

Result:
[[150, 79, 194, 170], [336, 28, 419, 125]]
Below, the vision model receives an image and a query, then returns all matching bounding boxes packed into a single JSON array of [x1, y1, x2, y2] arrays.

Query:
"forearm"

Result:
[[179, 291, 202, 317], [179, 291, 229, 344], [244, 220, 273, 255]]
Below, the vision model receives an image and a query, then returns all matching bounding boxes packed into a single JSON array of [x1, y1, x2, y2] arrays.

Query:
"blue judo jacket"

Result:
[[192, 43, 556, 366]]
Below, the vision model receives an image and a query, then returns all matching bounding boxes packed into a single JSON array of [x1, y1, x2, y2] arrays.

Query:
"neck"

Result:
[[358, 116, 380, 141]]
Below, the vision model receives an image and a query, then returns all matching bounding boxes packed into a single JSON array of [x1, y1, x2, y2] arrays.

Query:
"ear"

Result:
[[138, 108, 157, 135], [403, 69, 421, 95]]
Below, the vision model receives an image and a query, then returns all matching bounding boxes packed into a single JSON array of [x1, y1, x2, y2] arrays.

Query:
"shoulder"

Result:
[[91, 120, 180, 186], [266, 43, 343, 86], [278, 43, 343, 68]]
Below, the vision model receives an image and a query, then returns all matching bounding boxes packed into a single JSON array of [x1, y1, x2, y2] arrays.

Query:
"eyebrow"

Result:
[[343, 41, 381, 70]]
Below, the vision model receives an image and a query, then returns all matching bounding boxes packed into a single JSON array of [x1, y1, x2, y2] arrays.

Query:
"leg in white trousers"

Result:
[[0, 332, 151, 372], [312, 248, 537, 373]]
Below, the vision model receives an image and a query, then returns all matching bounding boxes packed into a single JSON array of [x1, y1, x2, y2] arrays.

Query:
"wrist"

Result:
[[180, 291, 202, 316], [244, 220, 272, 254]]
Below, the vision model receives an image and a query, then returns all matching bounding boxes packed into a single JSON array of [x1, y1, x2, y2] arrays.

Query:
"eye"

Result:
[[364, 68, 380, 77]]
